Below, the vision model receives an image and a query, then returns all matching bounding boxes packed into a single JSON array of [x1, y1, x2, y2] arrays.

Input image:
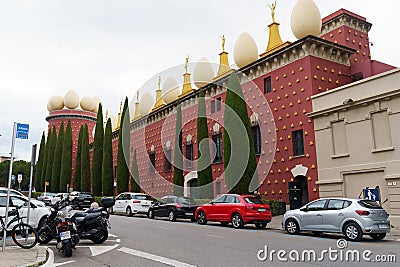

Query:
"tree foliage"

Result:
[[0, 160, 31, 190], [73, 125, 84, 192], [102, 118, 114, 196], [92, 103, 104, 196], [51, 122, 64, 193], [116, 97, 130, 194], [34, 132, 46, 192], [44, 126, 57, 191], [173, 103, 184, 196], [130, 149, 140, 193], [80, 124, 91, 192], [197, 88, 214, 198], [60, 120, 72, 193]]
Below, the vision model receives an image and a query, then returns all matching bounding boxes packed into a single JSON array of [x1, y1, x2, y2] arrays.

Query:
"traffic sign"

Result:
[[17, 174, 22, 183], [16, 123, 29, 139]]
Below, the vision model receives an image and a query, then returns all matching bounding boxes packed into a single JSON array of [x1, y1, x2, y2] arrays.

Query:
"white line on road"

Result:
[[205, 234, 223, 239], [108, 233, 117, 237], [116, 239, 121, 243], [54, 260, 75, 266], [118, 247, 197, 267], [157, 226, 169, 230]]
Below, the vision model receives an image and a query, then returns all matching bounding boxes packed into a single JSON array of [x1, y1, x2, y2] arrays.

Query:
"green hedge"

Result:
[[263, 199, 286, 216]]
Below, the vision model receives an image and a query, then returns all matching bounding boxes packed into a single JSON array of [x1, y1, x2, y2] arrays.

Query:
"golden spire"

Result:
[[213, 35, 234, 81], [117, 101, 122, 129], [260, 0, 291, 58], [152, 76, 166, 111], [179, 55, 194, 98], [133, 91, 141, 120]]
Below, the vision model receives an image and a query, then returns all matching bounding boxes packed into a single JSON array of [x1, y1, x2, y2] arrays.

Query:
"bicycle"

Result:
[[0, 204, 38, 249]]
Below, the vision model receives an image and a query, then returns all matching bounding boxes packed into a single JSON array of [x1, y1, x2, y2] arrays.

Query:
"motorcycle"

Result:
[[38, 196, 115, 247], [55, 204, 79, 257]]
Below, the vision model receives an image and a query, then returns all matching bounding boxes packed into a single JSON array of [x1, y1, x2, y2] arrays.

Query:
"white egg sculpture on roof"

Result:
[[92, 96, 102, 112], [80, 96, 95, 111], [162, 77, 180, 104], [64, 90, 80, 109], [193, 57, 214, 88], [48, 95, 64, 111], [290, 0, 322, 39], [109, 114, 117, 130], [233, 32, 258, 69], [139, 92, 154, 115]]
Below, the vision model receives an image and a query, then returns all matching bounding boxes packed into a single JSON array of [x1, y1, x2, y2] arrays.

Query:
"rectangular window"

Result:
[[216, 97, 222, 111], [292, 130, 304, 156], [213, 134, 223, 163], [331, 120, 348, 156], [164, 149, 172, 172], [251, 125, 262, 155], [211, 99, 216, 113], [186, 144, 193, 168], [371, 111, 392, 150], [216, 181, 221, 194], [264, 77, 272, 94], [149, 152, 156, 174]]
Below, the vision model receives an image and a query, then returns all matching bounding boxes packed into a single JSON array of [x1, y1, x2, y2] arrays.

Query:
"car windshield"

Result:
[[176, 197, 196, 205], [80, 193, 93, 197], [244, 197, 266, 204], [135, 195, 152, 200], [358, 200, 383, 209]]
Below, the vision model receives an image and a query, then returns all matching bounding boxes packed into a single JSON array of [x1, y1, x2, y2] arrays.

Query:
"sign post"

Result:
[[26, 144, 37, 233], [2, 122, 29, 252], [17, 174, 22, 190]]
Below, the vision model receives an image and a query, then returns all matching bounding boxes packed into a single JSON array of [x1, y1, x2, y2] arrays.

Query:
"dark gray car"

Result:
[[282, 198, 390, 241]]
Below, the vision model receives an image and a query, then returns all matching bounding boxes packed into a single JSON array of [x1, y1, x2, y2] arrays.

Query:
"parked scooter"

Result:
[[55, 204, 79, 257]]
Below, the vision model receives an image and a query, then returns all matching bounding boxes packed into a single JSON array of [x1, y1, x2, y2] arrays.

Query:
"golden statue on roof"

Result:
[[136, 90, 139, 102], [220, 35, 226, 52], [268, 0, 277, 22], [157, 76, 161, 89], [185, 55, 189, 73]]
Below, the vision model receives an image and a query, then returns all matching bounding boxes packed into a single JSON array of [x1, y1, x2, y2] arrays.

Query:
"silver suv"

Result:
[[282, 198, 390, 241]]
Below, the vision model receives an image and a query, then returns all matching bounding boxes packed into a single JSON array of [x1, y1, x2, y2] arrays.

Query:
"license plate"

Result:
[[60, 231, 71, 240], [185, 212, 193, 216], [258, 208, 266, 212], [378, 224, 389, 229]]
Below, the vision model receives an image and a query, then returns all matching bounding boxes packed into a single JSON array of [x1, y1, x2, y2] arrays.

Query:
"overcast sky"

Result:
[[0, 0, 399, 161]]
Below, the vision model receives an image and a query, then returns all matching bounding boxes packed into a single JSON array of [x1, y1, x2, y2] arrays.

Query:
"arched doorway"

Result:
[[189, 179, 198, 199], [184, 171, 197, 197], [289, 165, 310, 210]]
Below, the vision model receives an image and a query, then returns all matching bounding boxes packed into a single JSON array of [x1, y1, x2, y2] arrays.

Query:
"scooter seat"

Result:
[[82, 212, 102, 222]]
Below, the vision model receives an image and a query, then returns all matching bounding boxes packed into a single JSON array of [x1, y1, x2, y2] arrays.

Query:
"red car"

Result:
[[195, 194, 272, 229]]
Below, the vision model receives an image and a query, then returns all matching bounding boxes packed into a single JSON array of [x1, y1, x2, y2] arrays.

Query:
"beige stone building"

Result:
[[310, 68, 400, 227]]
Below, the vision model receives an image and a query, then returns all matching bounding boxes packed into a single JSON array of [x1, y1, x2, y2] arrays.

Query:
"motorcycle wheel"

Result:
[[37, 227, 53, 244], [90, 229, 108, 244], [65, 241, 72, 257]]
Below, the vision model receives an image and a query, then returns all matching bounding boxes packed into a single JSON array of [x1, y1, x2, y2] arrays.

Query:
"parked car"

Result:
[[282, 198, 391, 241], [52, 193, 69, 204], [0, 193, 50, 229], [195, 194, 272, 229], [69, 192, 94, 209], [111, 192, 153, 216], [148, 196, 198, 222], [0, 187, 46, 207], [37, 192, 57, 205]]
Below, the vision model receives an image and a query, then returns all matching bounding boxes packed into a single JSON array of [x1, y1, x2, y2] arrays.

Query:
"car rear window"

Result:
[[244, 197, 266, 204], [358, 200, 383, 209], [135, 195, 152, 200], [80, 193, 93, 198], [176, 197, 196, 205]]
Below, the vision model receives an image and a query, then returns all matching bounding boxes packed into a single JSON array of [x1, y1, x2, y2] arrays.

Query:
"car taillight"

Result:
[[175, 204, 181, 208], [133, 200, 141, 203], [245, 204, 254, 210], [356, 210, 370, 216]]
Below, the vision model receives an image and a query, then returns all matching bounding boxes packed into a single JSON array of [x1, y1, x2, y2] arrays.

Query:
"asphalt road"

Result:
[[48, 214, 399, 267]]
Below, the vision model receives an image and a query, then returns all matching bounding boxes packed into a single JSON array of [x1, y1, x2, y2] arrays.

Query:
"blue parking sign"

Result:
[[16, 123, 29, 139], [364, 188, 380, 202]]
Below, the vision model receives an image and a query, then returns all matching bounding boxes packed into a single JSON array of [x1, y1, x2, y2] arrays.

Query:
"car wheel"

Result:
[[148, 209, 154, 219], [220, 222, 229, 226], [197, 211, 207, 225], [37, 216, 48, 230], [168, 210, 176, 222], [255, 222, 267, 229], [285, 219, 299, 235], [370, 233, 386, 240], [344, 222, 363, 242], [231, 213, 244, 229], [126, 206, 133, 217]]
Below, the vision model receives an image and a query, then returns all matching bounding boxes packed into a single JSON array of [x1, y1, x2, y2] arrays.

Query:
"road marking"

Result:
[[116, 239, 121, 243], [205, 234, 223, 239], [108, 233, 117, 237], [396, 239, 400, 242], [90, 244, 119, 256], [54, 260, 75, 266], [118, 247, 197, 267], [157, 226, 169, 230]]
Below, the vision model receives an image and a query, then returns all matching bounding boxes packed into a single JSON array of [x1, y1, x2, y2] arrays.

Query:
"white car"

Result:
[[111, 192, 153, 216], [0, 187, 46, 207], [0, 193, 51, 230]]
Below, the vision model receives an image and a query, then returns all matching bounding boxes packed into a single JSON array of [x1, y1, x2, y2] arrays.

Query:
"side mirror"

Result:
[[30, 203, 36, 208], [300, 207, 308, 212], [210, 201, 215, 205]]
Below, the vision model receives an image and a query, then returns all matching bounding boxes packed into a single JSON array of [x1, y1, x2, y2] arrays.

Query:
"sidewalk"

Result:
[[0, 245, 49, 267], [269, 215, 400, 240]]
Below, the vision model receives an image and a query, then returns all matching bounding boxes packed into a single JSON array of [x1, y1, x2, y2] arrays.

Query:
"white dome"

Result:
[[48, 95, 64, 111], [290, 0, 322, 39], [139, 92, 154, 115], [162, 77, 180, 104], [233, 32, 258, 68], [80, 96, 95, 111], [109, 114, 117, 130], [64, 90, 80, 109], [92, 96, 102, 112], [193, 57, 214, 88]]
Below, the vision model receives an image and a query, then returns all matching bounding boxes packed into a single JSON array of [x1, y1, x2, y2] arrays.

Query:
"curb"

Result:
[[41, 247, 54, 267]]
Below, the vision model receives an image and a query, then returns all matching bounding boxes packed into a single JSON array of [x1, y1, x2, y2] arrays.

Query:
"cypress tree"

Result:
[[81, 124, 91, 192], [197, 88, 214, 198], [130, 149, 140, 193], [34, 132, 46, 192], [51, 122, 64, 193], [73, 125, 84, 192], [41, 128, 51, 191], [116, 97, 130, 194], [44, 126, 57, 191], [91, 103, 104, 196], [173, 103, 184, 196], [224, 73, 258, 194], [102, 118, 114, 196], [60, 120, 72, 193]]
